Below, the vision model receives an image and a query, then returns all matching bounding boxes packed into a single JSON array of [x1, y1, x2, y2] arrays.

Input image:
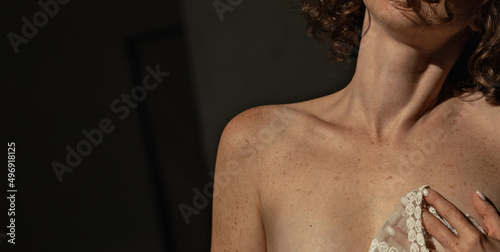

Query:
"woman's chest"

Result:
[[258, 139, 500, 251]]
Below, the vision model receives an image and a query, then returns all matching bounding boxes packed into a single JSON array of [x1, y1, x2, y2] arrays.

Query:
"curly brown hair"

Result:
[[301, 0, 500, 105]]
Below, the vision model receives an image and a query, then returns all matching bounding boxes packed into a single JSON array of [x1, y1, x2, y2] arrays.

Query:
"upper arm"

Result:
[[211, 107, 268, 251]]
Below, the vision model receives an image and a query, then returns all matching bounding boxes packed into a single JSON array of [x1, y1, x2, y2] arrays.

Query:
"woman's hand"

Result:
[[422, 188, 500, 251]]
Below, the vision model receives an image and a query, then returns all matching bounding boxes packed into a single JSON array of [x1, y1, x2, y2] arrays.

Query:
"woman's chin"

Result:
[[367, 0, 422, 26], [388, 0, 413, 11]]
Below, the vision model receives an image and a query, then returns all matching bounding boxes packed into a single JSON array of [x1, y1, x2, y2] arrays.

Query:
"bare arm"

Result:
[[211, 108, 267, 251]]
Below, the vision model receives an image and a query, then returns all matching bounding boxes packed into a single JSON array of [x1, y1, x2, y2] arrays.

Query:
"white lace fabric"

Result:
[[369, 185, 485, 252]]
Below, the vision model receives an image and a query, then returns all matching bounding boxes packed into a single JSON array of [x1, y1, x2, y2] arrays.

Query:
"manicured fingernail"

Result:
[[476, 190, 486, 201], [399, 196, 409, 206], [422, 188, 429, 197], [385, 226, 396, 237]]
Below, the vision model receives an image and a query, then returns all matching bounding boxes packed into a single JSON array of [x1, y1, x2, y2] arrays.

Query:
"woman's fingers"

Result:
[[423, 188, 478, 237], [420, 188, 500, 251], [473, 191, 500, 239], [421, 207, 459, 248], [385, 225, 411, 248]]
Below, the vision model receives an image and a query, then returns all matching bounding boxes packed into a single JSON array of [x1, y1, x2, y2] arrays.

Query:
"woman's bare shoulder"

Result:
[[211, 103, 320, 251], [217, 98, 334, 164], [218, 105, 300, 159], [221, 105, 294, 139]]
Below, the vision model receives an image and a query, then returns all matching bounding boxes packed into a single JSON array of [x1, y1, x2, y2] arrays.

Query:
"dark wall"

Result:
[[1, 0, 354, 251], [182, 0, 355, 167], [2, 0, 210, 251]]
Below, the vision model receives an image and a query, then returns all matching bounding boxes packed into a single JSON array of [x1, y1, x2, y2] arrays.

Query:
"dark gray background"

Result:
[[1, 0, 354, 251]]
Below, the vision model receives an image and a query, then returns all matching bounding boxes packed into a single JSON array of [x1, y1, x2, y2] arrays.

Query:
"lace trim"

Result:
[[368, 185, 484, 252]]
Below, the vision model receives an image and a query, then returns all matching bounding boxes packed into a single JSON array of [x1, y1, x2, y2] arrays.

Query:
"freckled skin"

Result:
[[211, 0, 499, 251], [212, 100, 499, 251]]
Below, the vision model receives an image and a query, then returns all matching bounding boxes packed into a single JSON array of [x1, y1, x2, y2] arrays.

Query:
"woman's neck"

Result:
[[338, 12, 471, 140]]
